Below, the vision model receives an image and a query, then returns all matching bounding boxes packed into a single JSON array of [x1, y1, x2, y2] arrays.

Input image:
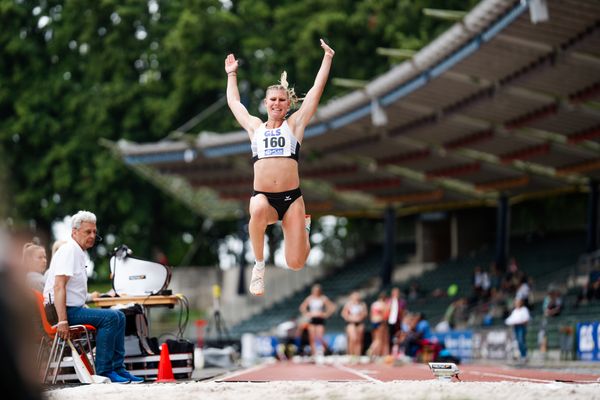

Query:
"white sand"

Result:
[[43, 380, 600, 400]]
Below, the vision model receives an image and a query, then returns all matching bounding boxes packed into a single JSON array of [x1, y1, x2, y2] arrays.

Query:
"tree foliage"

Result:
[[0, 0, 479, 276]]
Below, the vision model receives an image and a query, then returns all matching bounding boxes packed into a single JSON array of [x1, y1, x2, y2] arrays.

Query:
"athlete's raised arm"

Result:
[[225, 53, 262, 135], [290, 39, 335, 133]]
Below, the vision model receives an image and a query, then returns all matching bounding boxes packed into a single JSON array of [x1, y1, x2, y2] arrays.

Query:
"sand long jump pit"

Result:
[[44, 360, 600, 400]]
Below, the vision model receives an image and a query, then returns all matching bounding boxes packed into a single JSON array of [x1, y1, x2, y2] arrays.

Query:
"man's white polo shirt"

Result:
[[43, 237, 88, 307]]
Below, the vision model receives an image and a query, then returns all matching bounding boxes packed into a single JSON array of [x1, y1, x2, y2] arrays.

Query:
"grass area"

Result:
[[155, 307, 208, 322], [151, 308, 209, 341], [88, 281, 113, 294]]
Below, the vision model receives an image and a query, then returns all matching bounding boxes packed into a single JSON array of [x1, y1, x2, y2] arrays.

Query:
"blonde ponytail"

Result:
[[279, 71, 289, 90], [266, 71, 300, 109]]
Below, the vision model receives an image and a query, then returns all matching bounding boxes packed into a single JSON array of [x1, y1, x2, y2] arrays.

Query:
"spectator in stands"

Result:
[[43, 210, 143, 383], [299, 284, 336, 357], [437, 297, 468, 332], [22, 242, 47, 292], [502, 257, 520, 293], [340, 291, 368, 359], [406, 281, 423, 301], [542, 287, 563, 317], [483, 288, 510, 325], [488, 262, 502, 292], [366, 291, 390, 358], [398, 312, 432, 359], [515, 273, 532, 309], [386, 287, 406, 349], [472, 265, 491, 302], [505, 298, 530, 362]]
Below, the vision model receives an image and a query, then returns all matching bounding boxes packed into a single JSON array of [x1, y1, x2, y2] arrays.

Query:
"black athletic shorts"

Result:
[[252, 187, 302, 220]]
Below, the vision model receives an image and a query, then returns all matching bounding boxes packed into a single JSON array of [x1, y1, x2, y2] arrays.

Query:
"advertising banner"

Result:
[[472, 329, 514, 360], [431, 330, 473, 360], [576, 322, 600, 361]]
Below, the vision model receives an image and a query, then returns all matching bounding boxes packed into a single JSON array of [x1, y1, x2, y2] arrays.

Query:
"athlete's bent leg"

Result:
[[281, 198, 310, 270], [248, 195, 278, 295], [249, 195, 277, 261]]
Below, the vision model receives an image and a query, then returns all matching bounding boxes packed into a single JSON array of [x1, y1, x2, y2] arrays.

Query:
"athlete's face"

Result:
[[265, 89, 289, 120]]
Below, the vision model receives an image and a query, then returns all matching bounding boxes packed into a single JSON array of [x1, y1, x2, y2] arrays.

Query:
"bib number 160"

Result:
[[263, 137, 285, 148]]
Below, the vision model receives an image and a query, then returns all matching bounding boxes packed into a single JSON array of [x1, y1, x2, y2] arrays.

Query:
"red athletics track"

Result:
[[217, 361, 600, 384]]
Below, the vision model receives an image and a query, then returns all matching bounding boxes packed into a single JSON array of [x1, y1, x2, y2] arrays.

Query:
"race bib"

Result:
[[257, 127, 291, 158]]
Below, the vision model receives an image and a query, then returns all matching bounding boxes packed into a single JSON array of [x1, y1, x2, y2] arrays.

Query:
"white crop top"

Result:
[[308, 297, 325, 313], [349, 303, 364, 316], [251, 120, 300, 163]]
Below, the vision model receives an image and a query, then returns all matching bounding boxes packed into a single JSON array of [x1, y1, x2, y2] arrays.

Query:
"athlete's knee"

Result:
[[286, 257, 306, 271], [250, 204, 271, 221]]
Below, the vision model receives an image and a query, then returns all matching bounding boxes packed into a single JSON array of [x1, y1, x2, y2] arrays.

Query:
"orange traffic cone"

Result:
[[155, 343, 176, 383]]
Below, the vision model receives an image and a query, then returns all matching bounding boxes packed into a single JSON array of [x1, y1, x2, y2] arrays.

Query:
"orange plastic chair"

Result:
[[32, 290, 96, 384]]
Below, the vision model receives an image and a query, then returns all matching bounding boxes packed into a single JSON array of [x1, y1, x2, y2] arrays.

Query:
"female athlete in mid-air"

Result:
[[225, 39, 335, 296]]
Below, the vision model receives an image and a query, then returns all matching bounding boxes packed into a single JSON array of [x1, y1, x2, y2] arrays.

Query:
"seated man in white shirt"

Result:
[[43, 210, 143, 384]]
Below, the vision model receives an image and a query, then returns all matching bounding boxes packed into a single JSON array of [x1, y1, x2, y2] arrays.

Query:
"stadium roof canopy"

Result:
[[113, 0, 600, 219]]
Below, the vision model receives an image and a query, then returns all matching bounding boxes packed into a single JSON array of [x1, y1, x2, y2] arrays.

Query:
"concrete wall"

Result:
[[169, 266, 220, 311], [416, 208, 495, 263]]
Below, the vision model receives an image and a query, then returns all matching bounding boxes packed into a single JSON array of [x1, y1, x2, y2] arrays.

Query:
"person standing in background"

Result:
[[505, 298, 531, 363], [341, 291, 368, 359], [386, 287, 406, 353], [367, 291, 390, 359], [299, 284, 337, 357]]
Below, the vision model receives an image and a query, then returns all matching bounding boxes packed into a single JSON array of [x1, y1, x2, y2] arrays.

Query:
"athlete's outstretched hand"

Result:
[[320, 39, 335, 58], [225, 53, 239, 74]]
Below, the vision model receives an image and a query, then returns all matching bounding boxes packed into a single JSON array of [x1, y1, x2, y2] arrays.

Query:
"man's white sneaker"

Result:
[[249, 266, 265, 296]]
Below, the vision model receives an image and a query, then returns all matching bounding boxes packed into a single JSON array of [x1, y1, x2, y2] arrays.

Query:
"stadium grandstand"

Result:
[[110, 0, 600, 365]]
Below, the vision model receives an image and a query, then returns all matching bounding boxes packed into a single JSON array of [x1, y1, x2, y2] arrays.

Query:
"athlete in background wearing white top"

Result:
[[225, 39, 335, 296], [299, 284, 336, 357], [341, 291, 368, 358]]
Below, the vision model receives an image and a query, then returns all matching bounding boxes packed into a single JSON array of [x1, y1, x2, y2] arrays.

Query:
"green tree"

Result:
[[0, 0, 481, 278]]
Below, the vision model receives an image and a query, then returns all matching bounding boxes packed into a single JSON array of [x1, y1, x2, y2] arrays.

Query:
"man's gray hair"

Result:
[[71, 210, 97, 229]]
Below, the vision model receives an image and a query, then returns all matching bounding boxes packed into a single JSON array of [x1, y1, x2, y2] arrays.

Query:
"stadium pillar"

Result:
[[495, 194, 510, 271], [237, 216, 248, 296], [381, 205, 395, 289], [586, 180, 599, 253]]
